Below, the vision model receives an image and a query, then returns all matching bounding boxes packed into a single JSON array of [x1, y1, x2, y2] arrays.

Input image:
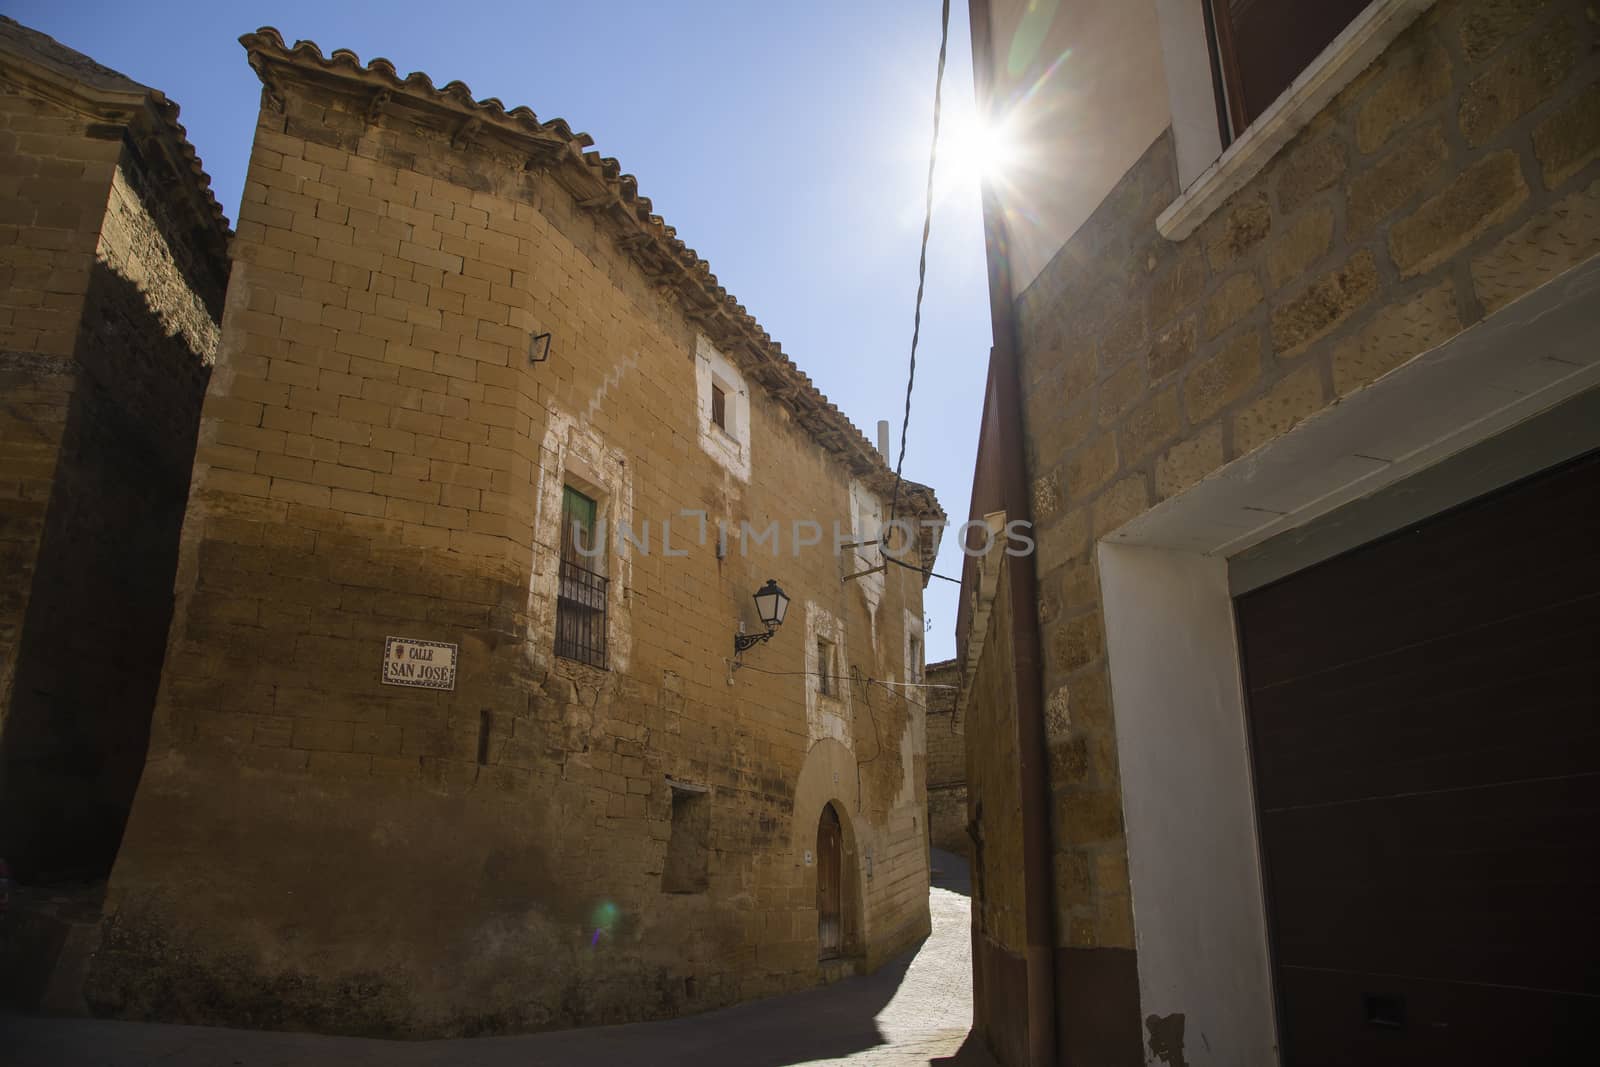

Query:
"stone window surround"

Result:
[[804, 600, 851, 747], [694, 333, 751, 481], [529, 411, 634, 676], [1155, 0, 1436, 241]]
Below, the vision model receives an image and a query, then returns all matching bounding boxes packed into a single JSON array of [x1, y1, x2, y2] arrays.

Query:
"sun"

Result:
[[936, 104, 1023, 194]]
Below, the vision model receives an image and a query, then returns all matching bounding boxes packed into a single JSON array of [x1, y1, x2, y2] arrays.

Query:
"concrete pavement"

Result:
[[2, 850, 993, 1066]]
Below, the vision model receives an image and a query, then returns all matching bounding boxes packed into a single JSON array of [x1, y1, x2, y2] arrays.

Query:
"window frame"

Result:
[[1207, 0, 1376, 145], [555, 482, 609, 669], [710, 382, 727, 432], [1156, 0, 1436, 239], [816, 637, 837, 698]]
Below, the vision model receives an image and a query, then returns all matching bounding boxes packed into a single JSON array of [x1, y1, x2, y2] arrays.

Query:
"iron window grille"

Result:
[[556, 486, 608, 668]]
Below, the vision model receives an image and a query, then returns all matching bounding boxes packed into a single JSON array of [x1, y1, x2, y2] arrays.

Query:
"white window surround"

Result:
[[694, 334, 750, 481], [528, 410, 634, 675], [847, 481, 883, 572], [846, 480, 885, 642], [903, 608, 924, 688], [1155, 0, 1436, 241]]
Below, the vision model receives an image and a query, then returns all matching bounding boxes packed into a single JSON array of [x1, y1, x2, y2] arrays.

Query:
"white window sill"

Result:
[[1157, 0, 1435, 242]]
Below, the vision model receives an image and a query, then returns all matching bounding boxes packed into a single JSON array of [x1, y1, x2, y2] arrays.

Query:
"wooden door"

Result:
[[817, 803, 842, 957], [1236, 452, 1600, 1065]]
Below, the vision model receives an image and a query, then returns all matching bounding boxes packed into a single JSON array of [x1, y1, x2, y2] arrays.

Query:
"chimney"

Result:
[[876, 420, 890, 460]]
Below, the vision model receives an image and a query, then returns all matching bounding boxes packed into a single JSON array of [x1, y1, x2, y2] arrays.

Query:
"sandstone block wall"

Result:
[[924, 659, 967, 856], [1010, 0, 1596, 960], [0, 85, 118, 739], [0, 61, 225, 882], [966, 0, 1598, 1060], [964, 560, 1029, 1067], [91, 38, 935, 1037]]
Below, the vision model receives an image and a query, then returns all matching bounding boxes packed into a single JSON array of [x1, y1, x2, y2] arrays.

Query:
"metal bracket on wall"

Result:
[[528, 331, 552, 364], [841, 563, 886, 584]]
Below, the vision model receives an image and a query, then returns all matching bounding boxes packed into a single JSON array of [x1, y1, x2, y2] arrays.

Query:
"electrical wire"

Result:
[[872, 0, 965, 597], [884, 552, 963, 585], [886, 0, 950, 534]]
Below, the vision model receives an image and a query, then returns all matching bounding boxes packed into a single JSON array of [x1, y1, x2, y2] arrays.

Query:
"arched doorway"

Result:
[[816, 802, 843, 958]]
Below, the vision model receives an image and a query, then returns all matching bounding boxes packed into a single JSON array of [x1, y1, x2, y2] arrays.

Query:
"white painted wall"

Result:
[[982, 0, 1172, 295], [1098, 543, 1277, 1065], [1154, 0, 1223, 189]]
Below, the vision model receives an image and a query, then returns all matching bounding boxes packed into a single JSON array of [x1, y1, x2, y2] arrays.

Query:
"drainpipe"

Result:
[[968, 1, 1058, 1064]]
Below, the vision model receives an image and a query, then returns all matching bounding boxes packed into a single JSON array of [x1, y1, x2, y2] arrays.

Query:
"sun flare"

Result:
[[937, 105, 1023, 192]]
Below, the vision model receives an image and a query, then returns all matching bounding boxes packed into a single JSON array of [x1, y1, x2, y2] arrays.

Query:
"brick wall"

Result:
[[90, 46, 934, 1036], [968, 0, 1598, 1059]]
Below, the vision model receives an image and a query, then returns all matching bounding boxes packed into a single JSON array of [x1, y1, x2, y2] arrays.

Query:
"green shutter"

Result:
[[561, 486, 598, 556]]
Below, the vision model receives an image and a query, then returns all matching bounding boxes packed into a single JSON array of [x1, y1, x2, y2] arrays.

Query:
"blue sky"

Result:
[[12, 0, 992, 660]]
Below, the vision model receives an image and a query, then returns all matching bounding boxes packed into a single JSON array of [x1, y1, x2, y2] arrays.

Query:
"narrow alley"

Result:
[[2, 851, 993, 1067]]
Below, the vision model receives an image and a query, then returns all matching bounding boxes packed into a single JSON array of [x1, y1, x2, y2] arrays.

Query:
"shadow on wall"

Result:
[[0, 260, 211, 884], [931, 846, 972, 898]]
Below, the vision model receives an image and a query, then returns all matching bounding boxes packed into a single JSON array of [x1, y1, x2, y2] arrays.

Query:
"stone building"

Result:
[[78, 27, 944, 1038], [923, 658, 967, 856], [958, 0, 1598, 1064], [0, 18, 229, 887]]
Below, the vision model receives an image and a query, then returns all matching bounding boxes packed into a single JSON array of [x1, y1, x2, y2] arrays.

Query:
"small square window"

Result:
[[711, 383, 727, 431], [817, 638, 836, 697]]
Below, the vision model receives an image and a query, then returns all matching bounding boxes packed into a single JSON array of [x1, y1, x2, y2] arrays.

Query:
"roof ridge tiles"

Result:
[[238, 26, 945, 543]]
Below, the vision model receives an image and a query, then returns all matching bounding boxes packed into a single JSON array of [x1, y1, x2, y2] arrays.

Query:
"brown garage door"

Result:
[[1236, 451, 1600, 1066]]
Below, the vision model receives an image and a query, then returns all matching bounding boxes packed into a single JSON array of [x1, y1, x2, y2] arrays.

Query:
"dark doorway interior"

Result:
[[817, 802, 843, 959]]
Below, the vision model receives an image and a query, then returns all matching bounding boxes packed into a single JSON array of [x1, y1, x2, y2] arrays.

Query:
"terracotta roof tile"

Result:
[[238, 27, 944, 564]]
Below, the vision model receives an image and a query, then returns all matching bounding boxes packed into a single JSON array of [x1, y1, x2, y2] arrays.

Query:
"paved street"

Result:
[[2, 850, 992, 1067]]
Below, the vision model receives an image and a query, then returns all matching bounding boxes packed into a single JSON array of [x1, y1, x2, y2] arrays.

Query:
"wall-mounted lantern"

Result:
[[733, 578, 790, 660]]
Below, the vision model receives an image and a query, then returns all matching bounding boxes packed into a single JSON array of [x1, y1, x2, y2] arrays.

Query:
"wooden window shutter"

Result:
[[1212, 0, 1373, 135]]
